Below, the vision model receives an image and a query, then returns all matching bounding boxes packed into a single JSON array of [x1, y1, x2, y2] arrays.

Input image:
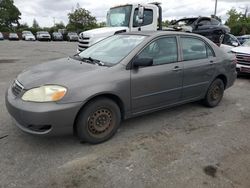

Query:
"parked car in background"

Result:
[[24, 33, 36, 41], [8, 33, 19, 40], [52, 32, 63, 41], [5, 31, 236, 144], [169, 17, 230, 37], [22, 31, 32, 40], [67, 32, 78, 42], [36, 31, 51, 41], [220, 33, 241, 53], [232, 39, 250, 74], [168, 17, 231, 47], [242, 39, 250, 47], [236, 35, 250, 45], [0, 32, 4, 40]]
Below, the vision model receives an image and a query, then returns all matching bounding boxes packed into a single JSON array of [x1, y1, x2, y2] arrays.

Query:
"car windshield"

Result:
[[173, 18, 197, 26], [79, 34, 146, 66], [243, 39, 250, 47], [107, 5, 132, 27], [68, 32, 77, 36], [39, 31, 49, 34], [23, 31, 31, 34]]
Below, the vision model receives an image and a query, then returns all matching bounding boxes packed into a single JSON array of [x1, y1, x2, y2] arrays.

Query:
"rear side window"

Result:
[[181, 37, 214, 61], [133, 9, 153, 27], [198, 19, 211, 25], [211, 19, 220, 25]]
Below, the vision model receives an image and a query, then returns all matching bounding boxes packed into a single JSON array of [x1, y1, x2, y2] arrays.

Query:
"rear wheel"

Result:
[[203, 79, 224, 107], [76, 98, 121, 144]]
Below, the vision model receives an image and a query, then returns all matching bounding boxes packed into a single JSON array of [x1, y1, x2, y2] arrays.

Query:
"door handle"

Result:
[[172, 66, 182, 71]]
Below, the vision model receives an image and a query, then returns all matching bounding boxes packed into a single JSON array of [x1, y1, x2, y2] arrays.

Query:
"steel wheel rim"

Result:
[[210, 84, 222, 101], [87, 108, 114, 138]]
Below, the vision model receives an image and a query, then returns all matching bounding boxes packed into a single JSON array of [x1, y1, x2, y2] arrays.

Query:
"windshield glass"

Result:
[[107, 5, 132, 27], [79, 34, 146, 65], [39, 31, 49, 34], [243, 40, 250, 47]]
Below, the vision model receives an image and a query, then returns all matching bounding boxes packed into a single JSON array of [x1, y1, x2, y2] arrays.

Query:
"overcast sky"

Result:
[[14, 0, 250, 27]]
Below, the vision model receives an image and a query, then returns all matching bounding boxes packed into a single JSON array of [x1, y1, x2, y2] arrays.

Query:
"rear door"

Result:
[[180, 36, 216, 100], [131, 36, 183, 114]]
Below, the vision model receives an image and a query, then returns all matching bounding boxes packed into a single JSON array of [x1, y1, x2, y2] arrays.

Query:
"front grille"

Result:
[[236, 53, 250, 65], [79, 41, 89, 45], [12, 80, 24, 96], [82, 37, 90, 40]]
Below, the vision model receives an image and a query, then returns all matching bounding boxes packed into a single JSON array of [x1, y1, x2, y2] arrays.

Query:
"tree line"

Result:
[[0, 0, 249, 35]]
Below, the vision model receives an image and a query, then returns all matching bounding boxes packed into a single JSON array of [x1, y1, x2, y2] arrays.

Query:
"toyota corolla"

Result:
[[6, 31, 237, 144]]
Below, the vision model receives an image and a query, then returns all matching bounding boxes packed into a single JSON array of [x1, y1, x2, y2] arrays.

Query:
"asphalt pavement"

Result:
[[0, 41, 249, 188]]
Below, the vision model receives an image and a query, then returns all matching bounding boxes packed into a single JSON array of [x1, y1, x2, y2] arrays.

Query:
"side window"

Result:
[[181, 37, 214, 61], [211, 19, 220, 25], [138, 37, 178, 65], [207, 46, 215, 57], [133, 9, 153, 27], [199, 19, 211, 25]]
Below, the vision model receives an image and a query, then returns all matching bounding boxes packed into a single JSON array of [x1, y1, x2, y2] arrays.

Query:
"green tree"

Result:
[[0, 0, 21, 31], [162, 20, 170, 27], [50, 21, 66, 33], [32, 19, 40, 29], [225, 8, 241, 27], [225, 8, 250, 35], [67, 5, 97, 32]]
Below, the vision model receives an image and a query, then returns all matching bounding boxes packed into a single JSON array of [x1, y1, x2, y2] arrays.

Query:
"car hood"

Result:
[[231, 46, 250, 54], [220, 44, 234, 53], [17, 58, 107, 89], [80, 27, 128, 39]]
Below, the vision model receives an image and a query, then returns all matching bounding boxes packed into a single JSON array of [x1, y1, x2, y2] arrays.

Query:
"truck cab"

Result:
[[78, 3, 161, 52]]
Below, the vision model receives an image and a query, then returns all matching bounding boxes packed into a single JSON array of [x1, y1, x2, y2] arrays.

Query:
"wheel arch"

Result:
[[73, 93, 125, 134], [215, 74, 227, 89]]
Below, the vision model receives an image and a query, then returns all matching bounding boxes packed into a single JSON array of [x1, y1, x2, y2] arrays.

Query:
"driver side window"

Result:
[[133, 8, 153, 27], [138, 37, 178, 66]]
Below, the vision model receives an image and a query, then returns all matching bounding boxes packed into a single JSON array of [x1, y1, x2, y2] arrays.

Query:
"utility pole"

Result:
[[53, 17, 55, 27], [214, 0, 218, 16]]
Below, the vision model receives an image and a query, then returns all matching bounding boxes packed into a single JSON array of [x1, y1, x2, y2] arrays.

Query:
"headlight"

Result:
[[22, 85, 67, 102]]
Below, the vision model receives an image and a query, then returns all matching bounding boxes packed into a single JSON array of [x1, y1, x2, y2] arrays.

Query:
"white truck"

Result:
[[77, 2, 162, 52]]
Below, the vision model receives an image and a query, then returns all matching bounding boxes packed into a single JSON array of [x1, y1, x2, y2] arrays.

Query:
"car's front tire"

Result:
[[203, 79, 224, 107], [76, 98, 121, 144]]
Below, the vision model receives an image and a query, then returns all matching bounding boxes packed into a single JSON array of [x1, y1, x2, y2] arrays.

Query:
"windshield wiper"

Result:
[[70, 54, 106, 66], [82, 57, 105, 66]]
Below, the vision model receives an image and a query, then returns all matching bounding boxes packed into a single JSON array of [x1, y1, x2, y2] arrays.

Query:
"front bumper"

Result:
[[236, 63, 250, 74], [5, 87, 83, 135]]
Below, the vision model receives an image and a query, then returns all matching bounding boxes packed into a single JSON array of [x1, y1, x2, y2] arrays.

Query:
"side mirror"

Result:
[[137, 6, 144, 26], [232, 42, 239, 47], [138, 6, 144, 19], [133, 57, 153, 68]]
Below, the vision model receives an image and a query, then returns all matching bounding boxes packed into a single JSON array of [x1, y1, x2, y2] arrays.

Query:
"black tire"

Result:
[[76, 98, 121, 144], [203, 79, 224, 107]]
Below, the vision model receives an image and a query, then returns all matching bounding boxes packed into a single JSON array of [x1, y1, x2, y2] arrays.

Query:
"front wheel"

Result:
[[76, 98, 121, 144], [203, 79, 224, 107]]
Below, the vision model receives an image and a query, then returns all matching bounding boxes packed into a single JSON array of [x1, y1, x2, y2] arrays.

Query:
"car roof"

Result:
[[119, 31, 205, 38]]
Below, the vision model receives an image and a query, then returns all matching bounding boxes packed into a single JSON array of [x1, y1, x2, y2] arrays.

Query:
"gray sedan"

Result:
[[6, 31, 237, 144]]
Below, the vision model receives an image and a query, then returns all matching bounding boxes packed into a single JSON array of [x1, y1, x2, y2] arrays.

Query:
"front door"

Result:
[[131, 37, 183, 114]]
